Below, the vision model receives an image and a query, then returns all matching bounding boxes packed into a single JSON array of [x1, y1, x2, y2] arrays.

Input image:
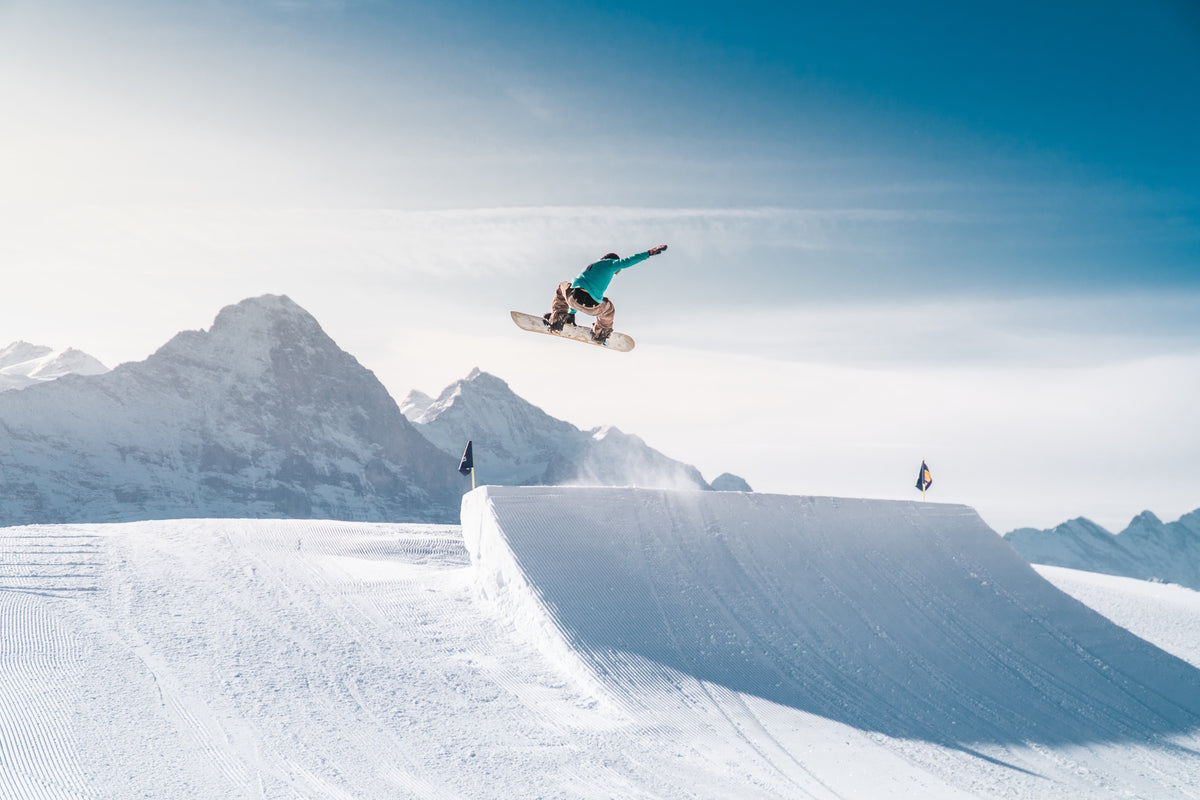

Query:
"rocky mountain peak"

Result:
[[711, 473, 754, 492], [454, 368, 519, 401], [403, 368, 521, 426], [404, 368, 751, 493], [0, 341, 110, 392], [1123, 510, 1164, 532], [147, 294, 342, 382], [1005, 507, 1200, 590], [0, 296, 462, 525]]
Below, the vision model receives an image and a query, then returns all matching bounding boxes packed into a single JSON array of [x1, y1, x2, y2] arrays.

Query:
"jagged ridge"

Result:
[[404, 368, 745, 491], [1006, 508, 1200, 589]]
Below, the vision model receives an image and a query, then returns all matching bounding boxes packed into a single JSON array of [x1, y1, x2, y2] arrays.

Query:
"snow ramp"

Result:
[[462, 486, 1200, 748]]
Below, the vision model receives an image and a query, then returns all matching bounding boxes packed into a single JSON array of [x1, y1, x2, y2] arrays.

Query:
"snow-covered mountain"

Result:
[[0, 295, 462, 525], [402, 369, 584, 485], [1005, 508, 1200, 589], [403, 368, 748, 491], [0, 341, 109, 392]]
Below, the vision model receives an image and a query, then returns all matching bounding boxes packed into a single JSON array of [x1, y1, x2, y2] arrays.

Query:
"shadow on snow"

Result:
[[480, 487, 1200, 749]]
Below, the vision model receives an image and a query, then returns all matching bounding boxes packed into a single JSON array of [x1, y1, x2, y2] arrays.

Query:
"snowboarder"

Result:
[[544, 245, 668, 345]]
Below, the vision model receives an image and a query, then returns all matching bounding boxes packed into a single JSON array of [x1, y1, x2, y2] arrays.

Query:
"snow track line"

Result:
[[469, 489, 853, 794], [0, 528, 100, 598], [632, 499, 840, 799], [0, 592, 96, 800], [0, 526, 103, 800], [997, 573, 1200, 737], [218, 519, 484, 798], [131, 641, 256, 791]]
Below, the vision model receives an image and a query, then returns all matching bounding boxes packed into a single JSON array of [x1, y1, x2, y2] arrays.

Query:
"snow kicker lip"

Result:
[[463, 485, 1200, 748]]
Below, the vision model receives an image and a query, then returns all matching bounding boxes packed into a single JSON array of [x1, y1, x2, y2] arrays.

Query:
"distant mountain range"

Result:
[[0, 295, 747, 527], [402, 368, 750, 492], [0, 341, 109, 392], [1005, 509, 1200, 590], [0, 295, 461, 525]]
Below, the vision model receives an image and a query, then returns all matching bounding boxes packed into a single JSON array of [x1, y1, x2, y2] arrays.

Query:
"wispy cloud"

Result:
[[1, 203, 957, 278], [640, 292, 1200, 368], [5, 202, 1195, 367]]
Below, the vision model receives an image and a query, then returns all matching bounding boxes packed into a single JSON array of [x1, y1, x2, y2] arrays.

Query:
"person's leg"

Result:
[[591, 298, 615, 340], [546, 282, 575, 329]]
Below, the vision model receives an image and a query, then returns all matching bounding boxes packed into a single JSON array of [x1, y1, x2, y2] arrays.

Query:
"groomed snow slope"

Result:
[[465, 488, 1200, 791], [1037, 565, 1200, 673], [4, 489, 1200, 799]]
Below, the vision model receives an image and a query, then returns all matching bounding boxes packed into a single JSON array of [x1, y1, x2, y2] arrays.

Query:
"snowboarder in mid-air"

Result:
[[543, 245, 668, 345]]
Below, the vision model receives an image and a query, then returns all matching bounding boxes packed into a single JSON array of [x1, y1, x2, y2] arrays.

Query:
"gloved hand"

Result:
[[648, 244, 668, 256]]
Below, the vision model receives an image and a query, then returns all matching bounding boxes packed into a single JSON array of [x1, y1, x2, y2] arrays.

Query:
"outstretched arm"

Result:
[[613, 245, 668, 273]]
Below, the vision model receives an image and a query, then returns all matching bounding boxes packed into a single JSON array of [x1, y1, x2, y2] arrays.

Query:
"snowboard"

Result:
[[510, 311, 635, 352]]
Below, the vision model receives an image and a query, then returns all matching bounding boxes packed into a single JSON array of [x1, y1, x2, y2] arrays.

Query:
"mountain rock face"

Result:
[[403, 368, 745, 492], [711, 472, 754, 492], [0, 295, 462, 525], [0, 341, 109, 392], [1005, 509, 1200, 589], [402, 369, 583, 486]]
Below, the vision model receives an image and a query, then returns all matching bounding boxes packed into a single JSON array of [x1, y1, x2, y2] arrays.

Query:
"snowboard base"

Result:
[[510, 311, 635, 352]]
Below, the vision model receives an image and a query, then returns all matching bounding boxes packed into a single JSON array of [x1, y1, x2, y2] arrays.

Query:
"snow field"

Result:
[[2, 488, 1200, 798], [1, 517, 730, 799]]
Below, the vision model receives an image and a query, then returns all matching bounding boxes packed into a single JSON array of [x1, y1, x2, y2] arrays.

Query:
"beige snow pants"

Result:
[[551, 281, 615, 336]]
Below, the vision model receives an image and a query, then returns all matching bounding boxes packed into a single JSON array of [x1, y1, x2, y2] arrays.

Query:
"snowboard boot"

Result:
[[544, 312, 572, 333], [591, 327, 612, 346]]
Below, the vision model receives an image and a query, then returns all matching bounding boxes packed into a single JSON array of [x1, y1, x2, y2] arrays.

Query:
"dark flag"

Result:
[[915, 460, 932, 493], [458, 441, 474, 476]]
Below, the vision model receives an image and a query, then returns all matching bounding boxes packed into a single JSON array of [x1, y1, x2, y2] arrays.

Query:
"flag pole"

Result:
[[471, 466, 476, 491]]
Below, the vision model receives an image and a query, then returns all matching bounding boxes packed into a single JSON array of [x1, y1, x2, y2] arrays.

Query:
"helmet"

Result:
[[601, 252, 619, 260]]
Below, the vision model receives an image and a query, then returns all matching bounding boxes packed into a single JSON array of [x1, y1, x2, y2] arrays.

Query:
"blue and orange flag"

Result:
[[915, 460, 932, 493]]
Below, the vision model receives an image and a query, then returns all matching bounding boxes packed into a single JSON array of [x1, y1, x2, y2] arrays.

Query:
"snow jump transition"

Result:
[[463, 485, 1200, 748]]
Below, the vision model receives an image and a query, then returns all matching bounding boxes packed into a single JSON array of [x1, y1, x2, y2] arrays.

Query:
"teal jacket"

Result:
[[571, 252, 651, 303]]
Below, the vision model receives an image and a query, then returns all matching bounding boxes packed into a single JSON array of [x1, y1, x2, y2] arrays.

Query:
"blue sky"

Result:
[[1, 0, 1198, 531]]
